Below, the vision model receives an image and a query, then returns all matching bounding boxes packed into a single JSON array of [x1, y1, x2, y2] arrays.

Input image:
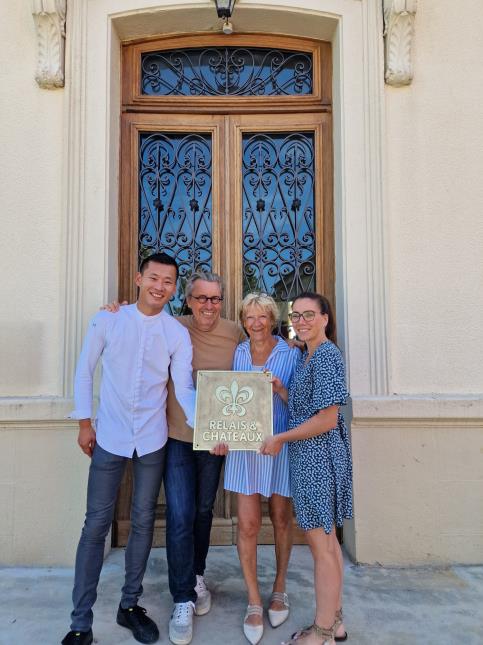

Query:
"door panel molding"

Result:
[[229, 113, 334, 314], [120, 113, 225, 306]]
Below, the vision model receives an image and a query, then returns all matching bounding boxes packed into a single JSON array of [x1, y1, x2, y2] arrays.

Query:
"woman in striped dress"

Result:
[[224, 293, 300, 645]]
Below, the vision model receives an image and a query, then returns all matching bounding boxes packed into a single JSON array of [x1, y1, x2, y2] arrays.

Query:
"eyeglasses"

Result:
[[289, 310, 317, 323], [190, 295, 224, 304]]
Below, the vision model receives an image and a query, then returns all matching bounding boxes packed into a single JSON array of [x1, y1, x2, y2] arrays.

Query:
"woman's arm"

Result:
[[259, 405, 339, 456]]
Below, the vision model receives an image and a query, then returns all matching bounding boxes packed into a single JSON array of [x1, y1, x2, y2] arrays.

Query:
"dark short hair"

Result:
[[139, 252, 179, 279], [292, 291, 336, 342]]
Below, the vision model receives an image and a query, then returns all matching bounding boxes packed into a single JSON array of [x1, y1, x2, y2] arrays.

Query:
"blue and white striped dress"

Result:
[[224, 338, 300, 497]]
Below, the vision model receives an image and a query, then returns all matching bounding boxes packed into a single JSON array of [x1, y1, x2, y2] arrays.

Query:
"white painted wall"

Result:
[[0, 0, 64, 397], [0, 425, 88, 565], [346, 0, 483, 565], [386, 0, 483, 394]]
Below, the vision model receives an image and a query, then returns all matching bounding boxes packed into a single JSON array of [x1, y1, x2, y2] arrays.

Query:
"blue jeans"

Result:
[[70, 443, 165, 631], [164, 438, 224, 603]]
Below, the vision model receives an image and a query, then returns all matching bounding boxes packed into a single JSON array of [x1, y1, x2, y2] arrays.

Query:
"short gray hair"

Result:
[[239, 292, 279, 327], [185, 271, 224, 298]]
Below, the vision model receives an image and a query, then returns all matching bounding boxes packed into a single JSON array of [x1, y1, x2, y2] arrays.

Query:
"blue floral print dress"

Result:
[[287, 340, 353, 533]]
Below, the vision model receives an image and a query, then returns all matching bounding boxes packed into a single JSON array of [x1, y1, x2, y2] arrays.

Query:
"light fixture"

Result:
[[214, 0, 237, 20], [222, 20, 234, 35]]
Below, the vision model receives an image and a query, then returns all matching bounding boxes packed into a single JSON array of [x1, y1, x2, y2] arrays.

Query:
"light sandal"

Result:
[[268, 591, 290, 628], [287, 625, 312, 641], [334, 608, 348, 642], [282, 621, 336, 645], [243, 604, 264, 645]]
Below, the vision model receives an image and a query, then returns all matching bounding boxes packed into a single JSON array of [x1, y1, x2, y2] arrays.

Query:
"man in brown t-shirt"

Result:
[[164, 271, 245, 645]]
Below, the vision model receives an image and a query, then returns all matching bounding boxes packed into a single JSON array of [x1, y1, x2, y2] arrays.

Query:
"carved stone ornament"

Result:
[[31, 0, 67, 89], [383, 0, 417, 86]]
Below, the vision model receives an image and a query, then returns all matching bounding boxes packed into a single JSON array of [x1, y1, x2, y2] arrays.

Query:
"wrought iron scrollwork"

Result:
[[139, 132, 213, 314], [141, 47, 312, 96], [242, 132, 316, 302]]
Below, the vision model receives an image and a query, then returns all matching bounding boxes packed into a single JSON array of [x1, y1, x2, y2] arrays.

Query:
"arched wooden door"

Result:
[[114, 34, 334, 547]]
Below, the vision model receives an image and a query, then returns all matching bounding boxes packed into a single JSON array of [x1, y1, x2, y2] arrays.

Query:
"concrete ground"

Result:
[[1, 546, 482, 645]]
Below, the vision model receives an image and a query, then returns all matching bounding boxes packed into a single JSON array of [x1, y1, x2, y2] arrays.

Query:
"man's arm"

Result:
[[77, 419, 97, 458], [169, 329, 196, 428], [69, 314, 108, 456]]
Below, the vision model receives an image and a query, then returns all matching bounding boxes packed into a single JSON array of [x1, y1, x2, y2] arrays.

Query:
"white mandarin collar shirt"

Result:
[[70, 304, 196, 457]]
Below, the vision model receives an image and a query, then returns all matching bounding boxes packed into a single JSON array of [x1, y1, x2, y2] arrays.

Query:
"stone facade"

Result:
[[0, 0, 482, 566]]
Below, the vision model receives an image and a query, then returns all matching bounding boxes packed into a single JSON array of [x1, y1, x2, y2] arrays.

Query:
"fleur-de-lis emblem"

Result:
[[215, 381, 254, 417]]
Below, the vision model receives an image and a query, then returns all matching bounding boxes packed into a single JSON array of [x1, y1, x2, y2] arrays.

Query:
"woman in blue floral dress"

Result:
[[260, 292, 353, 645]]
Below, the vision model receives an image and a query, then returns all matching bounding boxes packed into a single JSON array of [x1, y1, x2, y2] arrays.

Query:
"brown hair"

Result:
[[292, 292, 336, 342]]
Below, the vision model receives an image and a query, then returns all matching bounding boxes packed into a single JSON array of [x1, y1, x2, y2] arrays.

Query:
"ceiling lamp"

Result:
[[214, 0, 236, 19]]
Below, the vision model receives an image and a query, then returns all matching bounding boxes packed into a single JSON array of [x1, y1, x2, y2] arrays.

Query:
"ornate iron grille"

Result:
[[242, 132, 316, 305], [139, 132, 212, 314], [141, 47, 312, 96]]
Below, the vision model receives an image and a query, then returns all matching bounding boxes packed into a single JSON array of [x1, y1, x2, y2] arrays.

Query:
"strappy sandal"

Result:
[[243, 604, 264, 645], [282, 621, 336, 645], [268, 591, 290, 627], [334, 608, 348, 642]]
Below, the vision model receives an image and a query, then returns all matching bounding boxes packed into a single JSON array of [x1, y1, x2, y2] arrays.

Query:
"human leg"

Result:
[[164, 438, 198, 604], [70, 445, 126, 631], [121, 446, 165, 608], [192, 450, 223, 616], [283, 527, 340, 645], [300, 527, 339, 645], [267, 494, 292, 626], [268, 494, 293, 595], [331, 531, 347, 640], [164, 439, 197, 644], [192, 450, 224, 577], [236, 493, 263, 626]]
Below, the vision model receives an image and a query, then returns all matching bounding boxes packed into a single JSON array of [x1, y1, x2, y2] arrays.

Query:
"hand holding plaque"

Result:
[[193, 370, 273, 451]]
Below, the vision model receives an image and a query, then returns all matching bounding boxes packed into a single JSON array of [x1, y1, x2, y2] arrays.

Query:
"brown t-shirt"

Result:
[[167, 315, 245, 443]]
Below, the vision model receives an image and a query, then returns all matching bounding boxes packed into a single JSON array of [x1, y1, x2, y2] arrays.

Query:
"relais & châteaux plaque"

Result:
[[193, 370, 273, 451]]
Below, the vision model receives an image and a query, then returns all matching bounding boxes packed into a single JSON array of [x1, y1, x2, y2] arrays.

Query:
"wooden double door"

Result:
[[114, 34, 334, 546]]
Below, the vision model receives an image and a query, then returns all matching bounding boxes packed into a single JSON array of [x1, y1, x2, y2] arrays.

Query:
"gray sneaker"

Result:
[[169, 601, 195, 645], [194, 575, 212, 616]]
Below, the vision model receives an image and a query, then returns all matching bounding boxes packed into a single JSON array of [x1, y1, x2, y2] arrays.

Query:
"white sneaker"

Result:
[[194, 575, 212, 616], [169, 601, 195, 645]]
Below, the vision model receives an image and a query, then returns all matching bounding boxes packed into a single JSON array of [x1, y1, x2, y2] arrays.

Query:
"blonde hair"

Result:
[[239, 293, 279, 327]]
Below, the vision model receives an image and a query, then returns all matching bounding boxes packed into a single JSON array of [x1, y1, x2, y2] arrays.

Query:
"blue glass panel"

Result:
[[242, 132, 316, 302], [142, 47, 312, 96], [139, 132, 212, 314]]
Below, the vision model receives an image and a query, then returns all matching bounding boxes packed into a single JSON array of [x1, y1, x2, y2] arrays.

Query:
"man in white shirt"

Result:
[[62, 252, 196, 645]]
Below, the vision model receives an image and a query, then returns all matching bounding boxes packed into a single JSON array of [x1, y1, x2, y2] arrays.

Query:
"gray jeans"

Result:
[[70, 443, 165, 631]]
